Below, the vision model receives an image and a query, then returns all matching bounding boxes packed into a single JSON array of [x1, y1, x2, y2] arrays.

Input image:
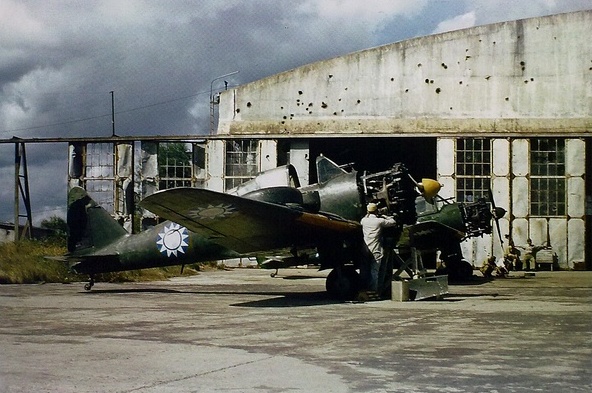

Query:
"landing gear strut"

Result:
[[84, 275, 95, 291]]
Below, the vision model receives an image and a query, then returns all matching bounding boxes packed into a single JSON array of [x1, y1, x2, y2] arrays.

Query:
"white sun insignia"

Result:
[[188, 203, 237, 221], [156, 223, 189, 257]]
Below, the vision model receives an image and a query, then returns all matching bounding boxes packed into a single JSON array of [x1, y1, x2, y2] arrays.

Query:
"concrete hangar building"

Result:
[[207, 10, 591, 270]]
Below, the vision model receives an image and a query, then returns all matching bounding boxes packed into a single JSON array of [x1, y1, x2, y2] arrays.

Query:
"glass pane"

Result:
[[529, 139, 566, 216], [455, 138, 491, 202]]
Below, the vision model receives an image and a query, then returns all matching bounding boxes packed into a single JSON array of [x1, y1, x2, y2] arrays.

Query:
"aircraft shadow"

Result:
[[279, 275, 324, 280], [448, 276, 495, 286], [231, 291, 338, 308], [83, 288, 184, 294], [440, 293, 503, 302], [82, 288, 339, 307]]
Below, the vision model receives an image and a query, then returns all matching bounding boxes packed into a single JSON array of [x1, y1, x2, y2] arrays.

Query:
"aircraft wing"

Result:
[[140, 188, 360, 254]]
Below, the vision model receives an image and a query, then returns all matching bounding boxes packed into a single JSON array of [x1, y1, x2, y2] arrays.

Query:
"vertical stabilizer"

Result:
[[67, 187, 128, 252], [316, 155, 347, 183]]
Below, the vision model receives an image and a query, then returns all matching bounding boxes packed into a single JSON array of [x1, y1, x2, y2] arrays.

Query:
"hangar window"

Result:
[[530, 138, 565, 216], [84, 143, 115, 213], [225, 139, 259, 190], [455, 138, 491, 202], [159, 142, 207, 189]]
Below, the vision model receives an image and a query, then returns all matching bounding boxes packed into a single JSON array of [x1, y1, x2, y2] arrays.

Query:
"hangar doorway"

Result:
[[280, 136, 438, 269], [303, 137, 437, 184]]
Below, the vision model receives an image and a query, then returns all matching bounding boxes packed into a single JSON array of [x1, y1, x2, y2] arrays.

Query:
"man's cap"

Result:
[[367, 203, 378, 212]]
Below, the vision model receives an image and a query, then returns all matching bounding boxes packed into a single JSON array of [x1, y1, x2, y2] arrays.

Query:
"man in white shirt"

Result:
[[360, 202, 398, 292]]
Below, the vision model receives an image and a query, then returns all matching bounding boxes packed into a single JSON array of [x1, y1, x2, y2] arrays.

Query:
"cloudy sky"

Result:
[[0, 0, 589, 226]]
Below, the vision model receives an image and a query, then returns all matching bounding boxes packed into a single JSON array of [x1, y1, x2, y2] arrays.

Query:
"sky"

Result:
[[0, 0, 590, 226]]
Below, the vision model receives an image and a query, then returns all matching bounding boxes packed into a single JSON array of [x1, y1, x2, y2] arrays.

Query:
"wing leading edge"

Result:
[[140, 188, 359, 254]]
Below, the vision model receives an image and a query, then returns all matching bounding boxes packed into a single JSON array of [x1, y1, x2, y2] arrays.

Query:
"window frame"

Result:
[[225, 139, 259, 190], [529, 138, 566, 217], [455, 138, 492, 203]]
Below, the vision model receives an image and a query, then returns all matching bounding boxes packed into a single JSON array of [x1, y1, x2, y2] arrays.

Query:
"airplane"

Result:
[[64, 155, 502, 299], [400, 188, 506, 281]]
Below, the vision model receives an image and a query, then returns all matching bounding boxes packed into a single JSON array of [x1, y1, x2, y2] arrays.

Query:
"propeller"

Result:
[[407, 174, 442, 201], [488, 188, 506, 249]]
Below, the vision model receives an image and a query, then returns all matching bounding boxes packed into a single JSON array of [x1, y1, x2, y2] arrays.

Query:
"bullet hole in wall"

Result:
[[321, 102, 328, 108], [435, 87, 441, 94], [247, 102, 252, 107]]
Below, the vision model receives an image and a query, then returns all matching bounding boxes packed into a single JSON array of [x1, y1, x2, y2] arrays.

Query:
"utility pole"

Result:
[[110, 91, 116, 137]]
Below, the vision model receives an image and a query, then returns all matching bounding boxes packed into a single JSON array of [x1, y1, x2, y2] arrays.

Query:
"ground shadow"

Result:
[[81, 287, 340, 307], [231, 291, 338, 308]]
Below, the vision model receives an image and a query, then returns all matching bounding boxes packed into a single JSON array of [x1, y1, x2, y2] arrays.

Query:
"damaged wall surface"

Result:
[[218, 11, 591, 137]]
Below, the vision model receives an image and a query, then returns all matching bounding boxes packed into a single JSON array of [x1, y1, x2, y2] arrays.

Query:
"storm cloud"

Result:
[[0, 0, 589, 224]]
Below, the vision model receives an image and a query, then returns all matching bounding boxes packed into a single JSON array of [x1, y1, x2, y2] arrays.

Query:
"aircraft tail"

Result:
[[67, 187, 128, 253]]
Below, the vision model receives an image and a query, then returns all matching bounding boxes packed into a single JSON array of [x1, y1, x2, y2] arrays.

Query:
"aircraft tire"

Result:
[[325, 267, 360, 300], [440, 259, 474, 281]]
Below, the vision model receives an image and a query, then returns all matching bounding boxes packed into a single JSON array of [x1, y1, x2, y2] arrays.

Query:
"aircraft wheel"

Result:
[[325, 267, 360, 300], [446, 259, 474, 281], [84, 276, 95, 291]]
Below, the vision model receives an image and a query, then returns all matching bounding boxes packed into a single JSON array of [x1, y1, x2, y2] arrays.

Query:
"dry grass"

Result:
[[0, 239, 215, 285], [0, 239, 74, 284]]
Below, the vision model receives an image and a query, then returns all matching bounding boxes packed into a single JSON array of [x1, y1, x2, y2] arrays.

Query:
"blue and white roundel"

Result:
[[156, 223, 189, 257]]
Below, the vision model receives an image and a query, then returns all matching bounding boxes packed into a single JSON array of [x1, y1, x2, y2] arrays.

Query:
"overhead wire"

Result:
[[0, 85, 235, 136]]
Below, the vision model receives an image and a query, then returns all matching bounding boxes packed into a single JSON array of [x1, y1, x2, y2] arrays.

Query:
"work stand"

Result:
[[391, 247, 448, 301]]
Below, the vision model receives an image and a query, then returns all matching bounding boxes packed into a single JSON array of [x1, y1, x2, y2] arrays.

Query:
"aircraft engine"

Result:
[[459, 198, 494, 239], [361, 163, 418, 225]]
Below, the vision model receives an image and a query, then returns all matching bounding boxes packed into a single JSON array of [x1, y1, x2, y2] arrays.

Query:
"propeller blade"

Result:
[[488, 188, 505, 248]]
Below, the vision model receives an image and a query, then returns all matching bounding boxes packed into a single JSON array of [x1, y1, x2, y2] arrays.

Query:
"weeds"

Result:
[[0, 239, 215, 285]]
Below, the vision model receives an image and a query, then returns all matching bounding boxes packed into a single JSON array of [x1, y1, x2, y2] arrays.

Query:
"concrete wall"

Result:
[[218, 11, 591, 137], [214, 11, 591, 269]]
